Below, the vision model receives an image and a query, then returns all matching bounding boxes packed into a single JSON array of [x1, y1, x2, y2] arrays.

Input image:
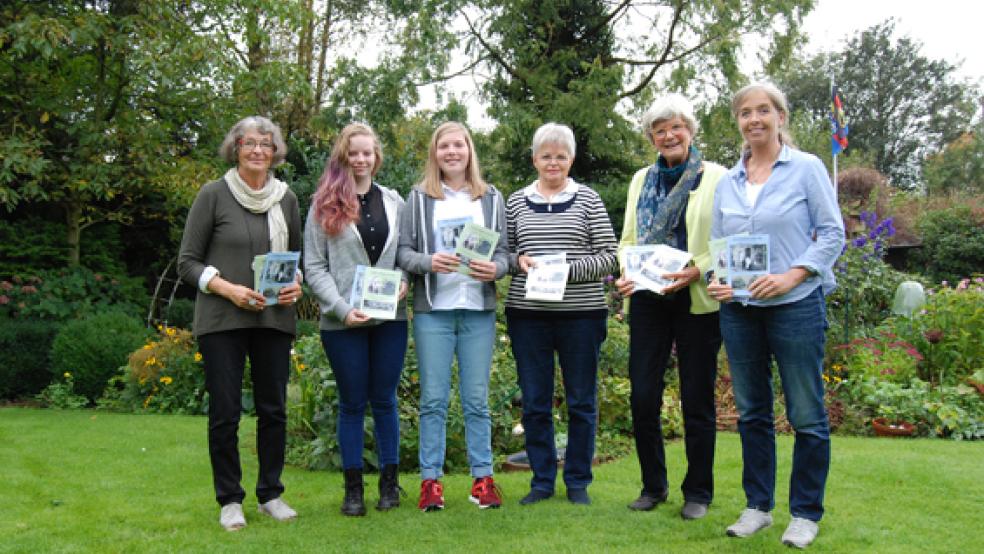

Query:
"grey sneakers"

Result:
[[258, 498, 298, 521], [680, 501, 709, 520], [781, 517, 819, 549], [219, 502, 246, 531], [726, 508, 773, 537]]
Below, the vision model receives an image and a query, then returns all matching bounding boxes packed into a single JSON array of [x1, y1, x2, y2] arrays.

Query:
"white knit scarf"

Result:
[[224, 168, 289, 252]]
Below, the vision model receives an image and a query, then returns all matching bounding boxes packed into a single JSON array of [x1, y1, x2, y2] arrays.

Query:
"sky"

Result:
[[801, 0, 981, 82], [426, 0, 982, 129]]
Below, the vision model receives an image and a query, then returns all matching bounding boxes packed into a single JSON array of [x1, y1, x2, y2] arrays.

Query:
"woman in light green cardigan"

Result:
[[615, 94, 726, 520]]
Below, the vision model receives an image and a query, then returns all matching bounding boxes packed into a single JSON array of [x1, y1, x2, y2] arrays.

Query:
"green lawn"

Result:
[[1, 408, 981, 553]]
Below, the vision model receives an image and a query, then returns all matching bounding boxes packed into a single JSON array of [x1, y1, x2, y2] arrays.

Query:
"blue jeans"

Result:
[[320, 321, 408, 470], [719, 288, 830, 521], [507, 314, 607, 492], [414, 310, 496, 480]]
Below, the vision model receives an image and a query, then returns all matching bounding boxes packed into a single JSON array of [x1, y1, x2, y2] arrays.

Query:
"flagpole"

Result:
[[831, 76, 838, 195]]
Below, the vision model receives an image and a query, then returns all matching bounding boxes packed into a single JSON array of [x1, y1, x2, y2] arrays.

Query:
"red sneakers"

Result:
[[469, 476, 503, 509], [418, 479, 444, 512]]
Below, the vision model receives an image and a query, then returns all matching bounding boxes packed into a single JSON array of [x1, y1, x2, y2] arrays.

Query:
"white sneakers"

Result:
[[726, 509, 819, 548], [781, 517, 820, 549], [726, 508, 773, 537], [219, 503, 246, 531], [258, 498, 298, 521], [220, 498, 297, 531]]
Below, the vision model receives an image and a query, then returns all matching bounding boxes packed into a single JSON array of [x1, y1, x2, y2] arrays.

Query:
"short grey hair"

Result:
[[531, 122, 576, 157], [218, 116, 288, 166], [641, 93, 698, 143]]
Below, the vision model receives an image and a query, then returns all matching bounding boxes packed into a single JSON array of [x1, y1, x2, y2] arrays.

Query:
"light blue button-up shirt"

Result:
[[712, 145, 845, 307]]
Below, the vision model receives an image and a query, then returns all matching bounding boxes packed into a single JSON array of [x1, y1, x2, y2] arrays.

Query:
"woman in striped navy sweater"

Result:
[[505, 123, 618, 506]]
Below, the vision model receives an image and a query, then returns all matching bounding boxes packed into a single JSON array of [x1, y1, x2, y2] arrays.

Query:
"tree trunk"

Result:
[[65, 201, 82, 267]]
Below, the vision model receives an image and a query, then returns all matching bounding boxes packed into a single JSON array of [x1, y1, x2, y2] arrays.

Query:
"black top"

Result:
[[357, 184, 389, 265]]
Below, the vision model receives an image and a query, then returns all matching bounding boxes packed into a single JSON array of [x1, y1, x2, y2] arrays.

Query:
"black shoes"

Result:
[[566, 488, 591, 505], [341, 468, 366, 516], [518, 488, 554, 505], [627, 491, 669, 511], [376, 464, 402, 511]]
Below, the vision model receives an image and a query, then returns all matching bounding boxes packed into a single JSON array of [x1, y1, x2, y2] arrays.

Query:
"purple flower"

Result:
[[852, 237, 867, 248]]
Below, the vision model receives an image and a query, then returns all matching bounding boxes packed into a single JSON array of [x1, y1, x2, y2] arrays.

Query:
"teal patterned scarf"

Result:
[[636, 146, 703, 246]]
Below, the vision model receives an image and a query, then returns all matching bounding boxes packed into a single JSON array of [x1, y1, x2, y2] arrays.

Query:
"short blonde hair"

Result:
[[420, 122, 488, 200], [218, 116, 288, 166], [531, 122, 576, 157], [641, 93, 698, 144]]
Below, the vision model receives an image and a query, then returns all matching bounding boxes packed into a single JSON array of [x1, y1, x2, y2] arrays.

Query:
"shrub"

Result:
[[163, 298, 195, 331], [854, 377, 984, 440], [35, 372, 88, 409], [883, 278, 984, 384], [0, 267, 147, 321], [832, 330, 924, 384], [826, 211, 922, 349], [104, 326, 207, 414], [906, 206, 984, 284], [0, 319, 61, 399], [50, 311, 152, 402]]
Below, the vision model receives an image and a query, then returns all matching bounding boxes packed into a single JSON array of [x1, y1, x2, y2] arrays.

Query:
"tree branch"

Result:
[[459, 8, 525, 85]]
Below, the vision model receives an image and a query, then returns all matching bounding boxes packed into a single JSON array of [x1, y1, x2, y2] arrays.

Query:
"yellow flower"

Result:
[[142, 343, 153, 350], [194, 352, 203, 362], [63, 372, 72, 379], [143, 394, 153, 408], [144, 356, 157, 367], [297, 363, 306, 372], [165, 327, 176, 337], [160, 376, 173, 385]]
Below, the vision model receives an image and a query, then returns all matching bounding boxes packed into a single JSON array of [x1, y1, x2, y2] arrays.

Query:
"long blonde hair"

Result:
[[420, 122, 487, 200], [731, 82, 796, 154]]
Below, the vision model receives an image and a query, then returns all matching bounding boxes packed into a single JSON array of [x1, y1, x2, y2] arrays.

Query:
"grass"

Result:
[[1, 408, 981, 553]]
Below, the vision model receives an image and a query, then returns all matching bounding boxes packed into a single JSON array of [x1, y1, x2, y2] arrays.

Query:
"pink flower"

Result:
[[94, 274, 103, 282], [957, 278, 969, 290], [924, 329, 944, 344], [0, 281, 12, 291], [0, 295, 9, 305], [20, 285, 38, 294], [880, 369, 896, 376]]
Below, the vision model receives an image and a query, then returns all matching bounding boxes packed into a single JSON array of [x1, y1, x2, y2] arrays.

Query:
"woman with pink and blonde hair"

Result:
[[303, 122, 408, 517]]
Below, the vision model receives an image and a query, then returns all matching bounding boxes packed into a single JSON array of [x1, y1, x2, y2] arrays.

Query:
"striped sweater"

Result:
[[505, 182, 618, 317]]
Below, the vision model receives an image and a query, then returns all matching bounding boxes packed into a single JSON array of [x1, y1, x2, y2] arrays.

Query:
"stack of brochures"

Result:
[[525, 253, 570, 301], [624, 244, 692, 294], [349, 265, 402, 319], [252, 251, 301, 305], [454, 221, 499, 276], [707, 234, 770, 298]]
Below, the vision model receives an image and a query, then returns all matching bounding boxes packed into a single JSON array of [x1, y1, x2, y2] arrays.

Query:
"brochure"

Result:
[[622, 245, 660, 292], [705, 237, 730, 287], [252, 251, 300, 305], [454, 221, 500, 276], [525, 262, 571, 302], [524, 253, 567, 290], [349, 265, 401, 320], [632, 244, 692, 294], [726, 234, 770, 298], [435, 216, 472, 253]]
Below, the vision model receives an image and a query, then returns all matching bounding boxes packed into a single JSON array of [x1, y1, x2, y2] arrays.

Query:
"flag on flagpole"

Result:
[[831, 85, 849, 155]]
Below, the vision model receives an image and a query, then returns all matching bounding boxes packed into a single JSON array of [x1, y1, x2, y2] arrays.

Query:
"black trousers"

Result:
[[628, 291, 721, 503], [198, 328, 292, 506]]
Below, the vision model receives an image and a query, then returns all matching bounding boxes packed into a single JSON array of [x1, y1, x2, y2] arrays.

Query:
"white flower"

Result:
[[512, 422, 525, 436]]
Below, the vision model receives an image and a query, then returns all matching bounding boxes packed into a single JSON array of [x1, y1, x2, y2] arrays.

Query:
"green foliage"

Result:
[[776, 20, 980, 189], [49, 311, 151, 402], [35, 371, 88, 409], [855, 378, 984, 440], [924, 124, 984, 196], [0, 267, 147, 321], [102, 327, 207, 415], [832, 331, 923, 384], [882, 279, 984, 384], [0, 318, 60, 399], [0, 215, 132, 277], [906, 206, 984, 284], [163, 298, 195, 331]]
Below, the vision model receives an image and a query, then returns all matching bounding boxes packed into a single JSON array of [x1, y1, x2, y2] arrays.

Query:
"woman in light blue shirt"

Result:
[[708, 82, 844, 549]]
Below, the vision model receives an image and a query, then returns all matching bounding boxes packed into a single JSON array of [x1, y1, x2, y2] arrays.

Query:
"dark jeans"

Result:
[[199, 327, 292, 507], [507, 314, 607, 492], [320, 320, 408, 470], [719, 288, 830, 521], [629, 291, 721, 504]]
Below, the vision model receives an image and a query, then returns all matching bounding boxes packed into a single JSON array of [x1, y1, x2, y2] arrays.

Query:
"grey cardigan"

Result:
[[303, 183, 408, 331], [397, 184, 509, 312], [177, 177, 302, 338]]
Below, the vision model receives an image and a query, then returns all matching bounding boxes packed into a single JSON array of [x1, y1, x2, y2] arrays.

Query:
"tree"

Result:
[[0, 1, 229, 266], [923, 122, 984, 196], [776, 20, 980, 189]]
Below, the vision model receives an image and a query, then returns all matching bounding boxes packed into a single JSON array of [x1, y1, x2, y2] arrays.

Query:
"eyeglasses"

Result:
[[239, 139, 276, 152]]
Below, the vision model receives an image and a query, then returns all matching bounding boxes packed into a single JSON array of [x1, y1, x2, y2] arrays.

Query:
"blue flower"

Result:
[[852, 236, 867, 248]]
